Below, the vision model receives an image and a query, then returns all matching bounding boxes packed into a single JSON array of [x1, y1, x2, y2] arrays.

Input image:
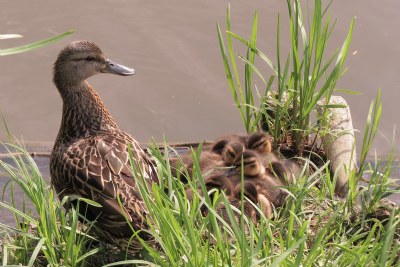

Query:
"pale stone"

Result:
[[317, 96, 357, 197]]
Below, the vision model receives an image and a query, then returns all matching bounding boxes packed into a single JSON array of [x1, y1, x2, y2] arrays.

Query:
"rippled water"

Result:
[[1, 0, 399, 224]]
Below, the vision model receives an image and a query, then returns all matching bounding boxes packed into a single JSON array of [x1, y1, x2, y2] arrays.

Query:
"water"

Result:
[[1, 0, 399, 223]]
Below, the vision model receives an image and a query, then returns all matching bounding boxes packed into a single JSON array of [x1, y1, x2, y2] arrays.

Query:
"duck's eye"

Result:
[[86, 56, 96, 62]]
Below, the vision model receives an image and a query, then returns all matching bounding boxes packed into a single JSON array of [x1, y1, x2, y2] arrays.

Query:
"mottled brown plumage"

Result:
[[212, 132, 274, 167], [182, 132, 300, 221], [170, 150, 225, 182], [211, 134, 247, 167], [232, 150, 288, 211], [50, 41, 157, 253]]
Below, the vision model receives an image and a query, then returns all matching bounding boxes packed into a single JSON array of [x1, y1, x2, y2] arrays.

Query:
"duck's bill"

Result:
[[102, 59, 135, 76]]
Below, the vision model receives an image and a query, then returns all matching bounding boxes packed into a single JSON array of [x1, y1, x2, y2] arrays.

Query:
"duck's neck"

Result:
[[55, 80, 119, 145]]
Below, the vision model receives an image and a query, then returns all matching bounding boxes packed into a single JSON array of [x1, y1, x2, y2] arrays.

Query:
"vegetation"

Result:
[[0, 140, 100, 266], [0, 97, 399, 266], [0, 30, 75, 56], [217, 0, 354, 152], [1, 0, 399, 266]]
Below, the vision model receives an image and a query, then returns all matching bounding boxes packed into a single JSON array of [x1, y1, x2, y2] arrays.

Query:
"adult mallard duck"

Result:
[[50, 40, 158, 253]]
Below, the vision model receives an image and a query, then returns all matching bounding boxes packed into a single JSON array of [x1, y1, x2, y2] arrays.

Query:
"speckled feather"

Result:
[[50, 41, 157, 253]]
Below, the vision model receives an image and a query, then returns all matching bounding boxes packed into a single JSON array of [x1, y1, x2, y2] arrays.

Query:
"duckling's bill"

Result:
[[102, 59, 135, 76]]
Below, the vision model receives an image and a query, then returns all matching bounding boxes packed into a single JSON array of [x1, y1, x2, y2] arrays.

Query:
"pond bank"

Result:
[[1, 140, 399, 226]]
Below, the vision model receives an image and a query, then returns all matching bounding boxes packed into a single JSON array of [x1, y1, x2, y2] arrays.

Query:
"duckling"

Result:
[[232, 150, 288, 207], [247, 132, 280, 163], [247, 132, 273, 154], [182, 173, 232, 201], [212, 133, 273, 167], [50, 41, 158, 253], [210, 134, 248, 155], [170, 150, 225, 182], [183, 174, 234, 218], [204, 174, 233, 194], [207, 176, 273, 222], [222, 141, 245, 166], [247, 132, 299, 184], [233, 150, 266, 177], [268, 160, 300, 184], [202, 175, 259, 224], [233, 181, 273, 219]]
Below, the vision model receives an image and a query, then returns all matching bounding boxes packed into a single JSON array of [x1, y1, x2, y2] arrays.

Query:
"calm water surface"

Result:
[[1, 1, 399, 224]]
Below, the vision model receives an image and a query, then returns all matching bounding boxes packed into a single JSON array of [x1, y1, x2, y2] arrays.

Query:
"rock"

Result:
[[317, 96, 357, 197]]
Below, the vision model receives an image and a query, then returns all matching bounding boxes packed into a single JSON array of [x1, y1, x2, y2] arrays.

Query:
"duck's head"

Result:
[[233, 150, 264, 177], [247, 132, 272, 154], [53, 40, 134, 87]]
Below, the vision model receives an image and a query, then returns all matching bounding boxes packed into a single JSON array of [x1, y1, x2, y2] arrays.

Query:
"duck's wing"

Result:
[[61, 133, 156, 234]]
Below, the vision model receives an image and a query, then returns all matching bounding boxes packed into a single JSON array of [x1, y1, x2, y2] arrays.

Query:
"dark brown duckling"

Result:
[[212, 132, 272, 167], [184, 173, 234, 202], [233, 150, 266, 177], [247, 132, 300, 184], [204, 174, 233, 194], [204, 175, 273, 221], [269, 159, 300, 184], [222, 141, 245, 166], [233, 181, 273, 219], [184, 174, 234, 217], [201, 175, 259, 223], [210, 134, 248, 155], [247, 131, 280, 163], [50, 41, 157, 253], [247, 132, 273, 154], [232, 150, 288, 207], [170, 150, 225, 182]]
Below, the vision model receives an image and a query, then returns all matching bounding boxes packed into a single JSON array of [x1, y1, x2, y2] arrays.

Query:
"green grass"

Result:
[[218, 0, 354, 152], [1, 94, 399, 266], [0, 141, 101, 266], [1, 1, 399, 266], [0, 114, 400, 266], [0, 30, 75, 56]]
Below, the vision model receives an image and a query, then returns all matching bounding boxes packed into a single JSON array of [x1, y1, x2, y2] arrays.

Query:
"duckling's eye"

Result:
[[86, 56, 96, 62]]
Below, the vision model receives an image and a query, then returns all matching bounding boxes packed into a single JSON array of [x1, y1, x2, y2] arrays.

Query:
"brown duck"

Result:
[[50, 40, 158, 252]]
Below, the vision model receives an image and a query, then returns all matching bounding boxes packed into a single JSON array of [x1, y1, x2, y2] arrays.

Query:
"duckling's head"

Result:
[[234, 181, 258, 204], [205, 175, 233, 195], [247, 132, 272, 154], [233, 150, 264, 177], [223, 142, 245, 166], [211, 134, 247, 155], [53, 41, 134, 88], [233, 180, 274, 219]]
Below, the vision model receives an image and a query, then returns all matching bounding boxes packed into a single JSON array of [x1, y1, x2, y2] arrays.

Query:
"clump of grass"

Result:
[[1, 99, 399, 266], [218, 0, 354, 152], [1, 1, 399, 265], [108, 117, 400, 266], [0, 139, 102, 266]]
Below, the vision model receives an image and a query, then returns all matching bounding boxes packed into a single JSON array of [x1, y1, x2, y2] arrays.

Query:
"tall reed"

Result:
[[218, 0, 354, 151], [1, 30, 75, 56]]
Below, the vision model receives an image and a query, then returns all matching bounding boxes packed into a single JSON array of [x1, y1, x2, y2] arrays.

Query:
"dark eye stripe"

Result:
[[72, 57, 98, 62], [250, 139, 266, 149], [243, 158, 257, 165], [227, 148, 236, 159]]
